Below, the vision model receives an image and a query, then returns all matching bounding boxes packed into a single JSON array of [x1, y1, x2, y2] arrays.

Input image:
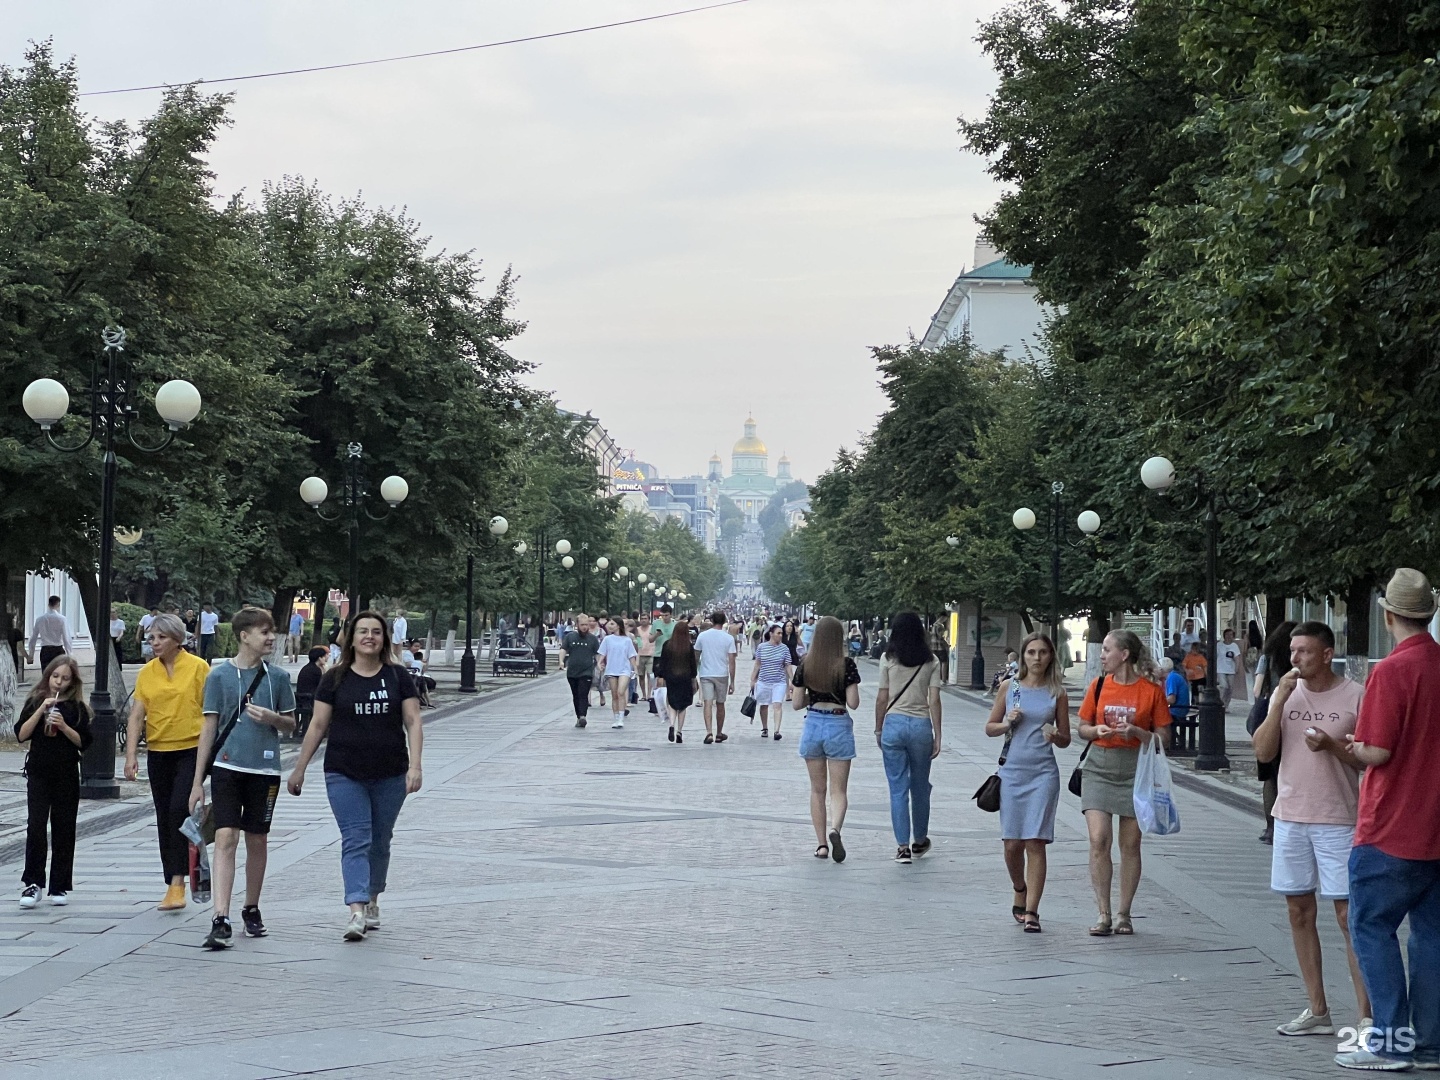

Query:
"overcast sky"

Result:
[[5, 0, 1010, 483]]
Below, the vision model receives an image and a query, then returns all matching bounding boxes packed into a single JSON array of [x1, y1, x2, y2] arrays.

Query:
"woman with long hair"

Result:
[[15, 656, 93, 908], [781, 618, 803, 663], [288, 612, 424, 941], [1249, 619, 1297, 844], [1076, 629, 1171, 936], [660, 619, 699, 744], [793, 615, 862, 862], [873, 613, 942, 866], [984, 632, 1071, 931], [750, 623, 793, 740], [125, 612, 210, 910]]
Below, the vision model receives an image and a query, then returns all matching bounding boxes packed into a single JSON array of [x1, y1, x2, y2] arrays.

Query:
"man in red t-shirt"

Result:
[[1336, 569, 1440, 1072]]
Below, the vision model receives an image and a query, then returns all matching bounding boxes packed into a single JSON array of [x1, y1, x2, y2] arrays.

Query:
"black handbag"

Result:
[[740, 694, 757, 719], [973, 678, 1017, 813], [1068, 675, 1105, 798], [1248, 693, 1280, 781]]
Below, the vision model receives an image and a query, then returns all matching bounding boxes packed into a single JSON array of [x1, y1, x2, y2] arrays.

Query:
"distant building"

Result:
[[922, 240, 1048, 358], [717, 416, 780, 521], [562, 411, 626, 494]]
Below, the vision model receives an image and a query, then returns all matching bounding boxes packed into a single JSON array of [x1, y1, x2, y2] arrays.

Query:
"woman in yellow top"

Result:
[[1076, 628, 1171, 937], [124, 612, 209, 910]]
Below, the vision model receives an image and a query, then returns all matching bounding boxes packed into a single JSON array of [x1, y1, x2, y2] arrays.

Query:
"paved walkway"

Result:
[[0, 660, 1358, 1078]]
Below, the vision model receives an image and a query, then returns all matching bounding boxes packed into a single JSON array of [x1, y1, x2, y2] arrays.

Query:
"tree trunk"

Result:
[[1345, 580, 1372, 684], [269, 586, 297, 666], [1085, 608, 1110, 683], [1266, 594, 1286, 636], [309, 581, 329, 649]]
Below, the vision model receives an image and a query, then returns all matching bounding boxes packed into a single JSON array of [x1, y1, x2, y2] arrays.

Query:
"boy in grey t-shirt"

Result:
[[190, 607, 295, 949]]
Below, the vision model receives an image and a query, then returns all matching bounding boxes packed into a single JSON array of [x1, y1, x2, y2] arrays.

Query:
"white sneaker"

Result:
[[48, 892, 68, 906], [364, 900, 380, 930], [343, 911, 367, 941], [1277, 1007, 1334, 1036], [1335, 1049, 1414, 1071], [18, 885, 40, 910], [611, 718, 624, 729]]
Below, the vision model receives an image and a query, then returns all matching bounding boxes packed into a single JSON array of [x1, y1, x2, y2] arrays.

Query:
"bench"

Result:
[[491, 648, 542, 678]]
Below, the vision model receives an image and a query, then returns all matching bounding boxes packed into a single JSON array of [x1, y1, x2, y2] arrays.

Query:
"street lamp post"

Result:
[[22, 326, 203, 799], [617, 565, 630, 616], [301, 444, 408, 616], [596, 556, 610, 612], [531, 536, 573, 673], [1013, 482, 1101, 644], [1140, 454, 1228, 771], [459, 515, 509, 693]]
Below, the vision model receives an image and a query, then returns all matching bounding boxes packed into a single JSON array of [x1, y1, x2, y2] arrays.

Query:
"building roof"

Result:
[[962, 257, 1033, 281], [922, 256, 1037, 351]]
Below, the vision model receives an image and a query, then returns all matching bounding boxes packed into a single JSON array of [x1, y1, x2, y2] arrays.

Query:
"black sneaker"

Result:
[[203, 916, 233, 950], [910, 837, 932, 858], [241, 905, 267, 938], [575, 717, 587, 728]]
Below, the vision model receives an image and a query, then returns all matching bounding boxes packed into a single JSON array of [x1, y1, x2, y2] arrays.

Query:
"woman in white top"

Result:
[[596, 618, 637, 730]]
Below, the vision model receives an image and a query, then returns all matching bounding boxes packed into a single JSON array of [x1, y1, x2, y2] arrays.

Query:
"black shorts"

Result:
[[211, 768, 281, 835]]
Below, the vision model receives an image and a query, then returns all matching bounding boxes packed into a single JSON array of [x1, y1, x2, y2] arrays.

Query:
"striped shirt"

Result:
[[755, 642, 791, 683]]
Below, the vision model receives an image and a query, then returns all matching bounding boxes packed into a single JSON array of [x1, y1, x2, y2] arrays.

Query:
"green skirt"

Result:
[[1080, 744, 1139, 818]]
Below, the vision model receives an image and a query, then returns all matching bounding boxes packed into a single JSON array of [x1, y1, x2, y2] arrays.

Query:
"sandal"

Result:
[[1114, 912, 1134, 935], [1089, 913, 1113, 936], [1011, 883, 1027, 925], [1023, 911, 1042, 933], [814, 844, 829, 859], [761, 728, 768, 737], [704, 735, 714, 745]]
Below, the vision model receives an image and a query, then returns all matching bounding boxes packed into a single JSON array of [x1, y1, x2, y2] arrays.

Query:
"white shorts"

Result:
[[755, 680, 788, 705], [1271, 819, 1355, 900]]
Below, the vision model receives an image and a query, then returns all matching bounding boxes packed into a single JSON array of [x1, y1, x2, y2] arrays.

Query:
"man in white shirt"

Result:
[[137, 605, 159, 660], [109, 606, 127, 666], [695, 612, 738, 744], [198, 603, 221, 661], [391, 610, 408, 663], [1218, 627, 1243, 710], [28, 596, 72, 668], [1179, 618, 1201, 651]]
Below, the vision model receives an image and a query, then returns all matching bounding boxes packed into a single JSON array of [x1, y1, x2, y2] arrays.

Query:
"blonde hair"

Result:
[[802, 616, 847, 695], [1106, 629, 1161, 684], [1014, 632, 1066, 699]]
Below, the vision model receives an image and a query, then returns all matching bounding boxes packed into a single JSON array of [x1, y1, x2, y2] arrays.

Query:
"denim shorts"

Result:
[[798, 709, 855, 760]]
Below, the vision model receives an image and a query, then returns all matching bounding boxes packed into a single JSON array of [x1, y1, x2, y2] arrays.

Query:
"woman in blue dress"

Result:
[[984, 632, 1071, 933]]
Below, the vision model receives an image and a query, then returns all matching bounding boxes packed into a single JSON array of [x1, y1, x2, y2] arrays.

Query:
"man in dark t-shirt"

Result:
[[560, 615, 600, 729]]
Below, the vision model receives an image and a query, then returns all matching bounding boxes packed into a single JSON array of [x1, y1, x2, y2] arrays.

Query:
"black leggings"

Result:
[[567, 675, 593, 718], [23, 766, 79, 893], [147, 748, 197, 883]]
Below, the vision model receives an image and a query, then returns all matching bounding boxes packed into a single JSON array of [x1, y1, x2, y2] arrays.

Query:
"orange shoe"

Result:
[[157, 883, 187, 910]]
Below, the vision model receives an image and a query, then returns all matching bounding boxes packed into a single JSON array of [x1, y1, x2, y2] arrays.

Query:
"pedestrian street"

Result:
[[0, 661, 1361, 1079]]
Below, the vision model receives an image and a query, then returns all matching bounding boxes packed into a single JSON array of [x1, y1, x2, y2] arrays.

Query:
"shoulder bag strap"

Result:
[[205, 663, 268, 778], [1076, 674, 1105, 767], [884, 663, 926, 720]]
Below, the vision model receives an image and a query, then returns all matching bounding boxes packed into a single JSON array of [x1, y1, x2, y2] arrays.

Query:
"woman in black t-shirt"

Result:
[[288, 611, 423, 942], [792, 616, 862, 863], [15, 656, 94, 907]]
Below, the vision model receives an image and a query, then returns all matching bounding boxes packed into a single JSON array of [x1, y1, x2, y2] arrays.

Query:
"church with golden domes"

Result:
[[707, 415, 793, 524]]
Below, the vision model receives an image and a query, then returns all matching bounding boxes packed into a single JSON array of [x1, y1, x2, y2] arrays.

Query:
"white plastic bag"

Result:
[[653, 685, 667, 715], [1133, 736, 1181, 835]]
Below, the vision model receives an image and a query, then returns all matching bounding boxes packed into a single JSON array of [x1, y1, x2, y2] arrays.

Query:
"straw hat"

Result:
[[1377, 568, 1437, 621]]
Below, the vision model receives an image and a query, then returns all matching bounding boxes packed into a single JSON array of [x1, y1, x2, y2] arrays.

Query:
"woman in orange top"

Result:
[[1076, 629, 1171, 937]]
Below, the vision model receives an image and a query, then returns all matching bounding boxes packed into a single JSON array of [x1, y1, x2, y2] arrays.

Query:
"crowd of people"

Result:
[[12, 570, 1440, 1071]]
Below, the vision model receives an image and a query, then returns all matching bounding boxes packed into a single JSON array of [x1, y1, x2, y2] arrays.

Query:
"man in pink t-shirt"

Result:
[[1252, 621, 1369, 1040], [1338, 569, 1440, 1072]]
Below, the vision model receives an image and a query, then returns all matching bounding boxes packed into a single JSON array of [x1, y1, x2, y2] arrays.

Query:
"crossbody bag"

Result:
[[203, 663, 268, 780], [1067, 674, 1106, 797], [973, 678, 1020, 813]]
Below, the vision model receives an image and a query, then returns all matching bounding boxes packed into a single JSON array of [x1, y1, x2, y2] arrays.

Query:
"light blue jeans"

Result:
[[880, 713, 933, 845], [325, 771, 407, 905]]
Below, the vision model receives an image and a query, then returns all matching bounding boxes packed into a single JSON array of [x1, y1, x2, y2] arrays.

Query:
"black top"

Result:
[[14, 699, 93, 771], [315, 665, 418, 781], [295, 661, 324, 707], [792, 658, 861, 707]]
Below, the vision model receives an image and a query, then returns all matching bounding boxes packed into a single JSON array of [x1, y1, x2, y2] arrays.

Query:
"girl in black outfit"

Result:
[[15, 656, 93, 907], [659, 620, 699, 743], [1248, 619, 1297, 844]]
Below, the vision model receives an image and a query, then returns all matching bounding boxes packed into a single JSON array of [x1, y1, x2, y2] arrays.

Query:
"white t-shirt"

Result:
[[1218, 642, 1240, 676], [392, 617, 408, 642], [139, 613, 156, 632], [597, 633, 636, 674], [695, 627, 737, 679], [109, 618, 126, 641], [199, 610, 220, 634]]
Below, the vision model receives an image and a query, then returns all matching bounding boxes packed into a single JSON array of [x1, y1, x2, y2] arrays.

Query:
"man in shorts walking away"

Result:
[[1338, 569, 1440, 1072], [190, 607, 296, 950], [695, 612, 737, 745], [560, 615, 600, 729], [1251, 621, 1369, 1039]]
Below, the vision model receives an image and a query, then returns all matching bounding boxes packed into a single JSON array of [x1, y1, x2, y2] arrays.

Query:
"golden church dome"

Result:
[[732, 415, 767, 457]]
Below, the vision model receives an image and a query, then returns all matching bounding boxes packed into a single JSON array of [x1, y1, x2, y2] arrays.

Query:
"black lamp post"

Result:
[[458, 514, 510, 693], [300, 443, 408, 618], [1141, 455, 1229, 771], [22, 326, 203, 799], [1013, 481, 1101, 644], [529, 533, 573, 673], [596, 555, 611, 612], [618, 565, 631, 616]]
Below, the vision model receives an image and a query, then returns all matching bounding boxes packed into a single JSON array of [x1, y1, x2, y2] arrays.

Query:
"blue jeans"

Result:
[[880, 713, 933, 845], [325, 772, 408, 905], [1348, 844, 1440, 1064]]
